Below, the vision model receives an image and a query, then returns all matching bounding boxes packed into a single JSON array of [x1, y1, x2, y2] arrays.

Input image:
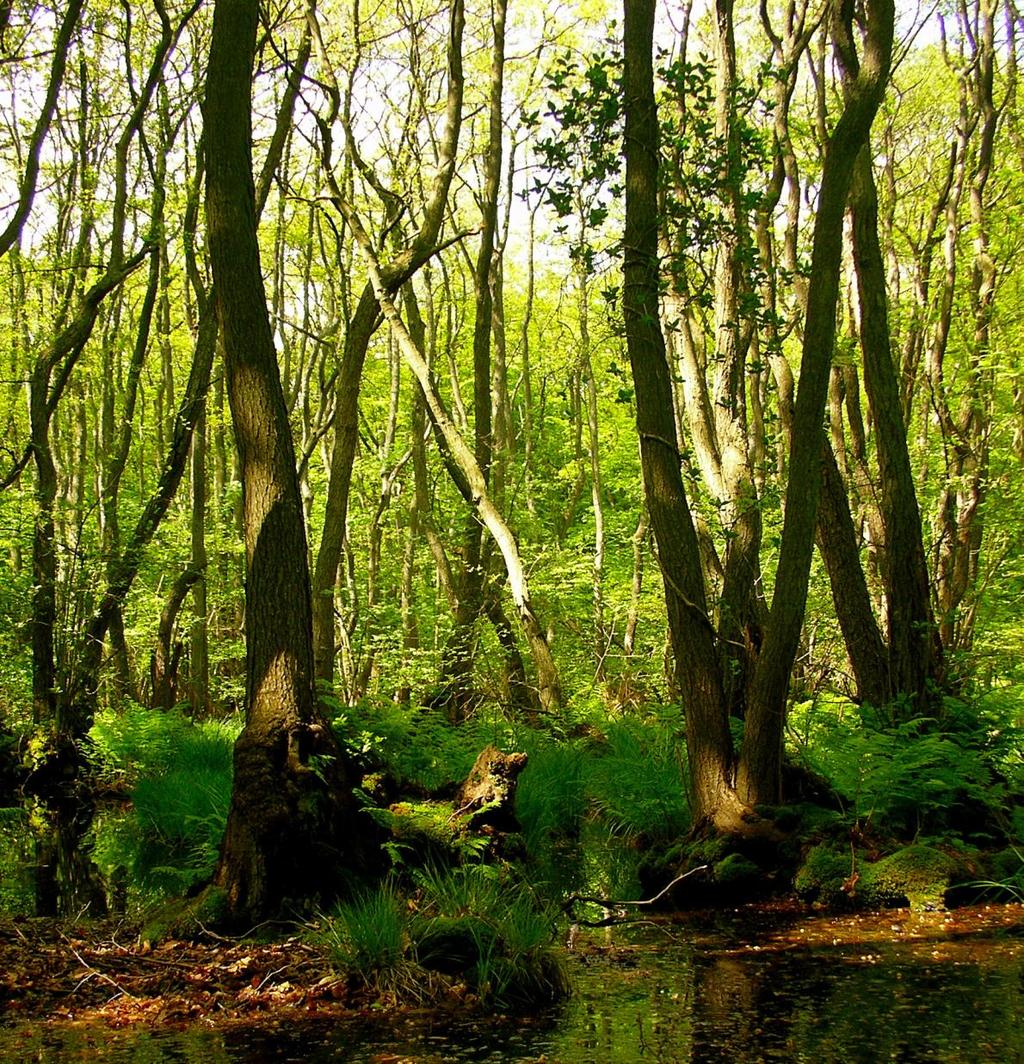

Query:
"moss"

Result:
[[858, 845, 959, 910], [686, 835, 732, 868], [713, 853, 761, 887], [794, 842, 853, 905], [139, 885, 228, 945], [990, 846, 1024, 883]]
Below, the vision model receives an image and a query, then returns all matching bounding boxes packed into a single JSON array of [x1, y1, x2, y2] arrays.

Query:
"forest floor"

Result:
[[0, 915, 381, 1032]]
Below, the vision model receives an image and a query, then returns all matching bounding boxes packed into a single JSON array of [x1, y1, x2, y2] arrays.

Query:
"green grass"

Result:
[[514, 737, 588, 849], [317, 865, 569, 1009], [318, 882, 431, 1001]]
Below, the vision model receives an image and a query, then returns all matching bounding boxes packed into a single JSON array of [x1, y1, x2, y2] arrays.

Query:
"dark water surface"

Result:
[[3, 906, 1022, 1063]]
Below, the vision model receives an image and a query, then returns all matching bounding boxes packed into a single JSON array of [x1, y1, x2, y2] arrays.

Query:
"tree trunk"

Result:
[[739, 0, 894, 807], [436, 0, 506, 715], [849, 140, 940, 711], [310, 0, 465, 687], [622, 0, 739, 830], [340, 204, 563, 713], [151, 567, 201, 710], [205, 0, 374, 922]]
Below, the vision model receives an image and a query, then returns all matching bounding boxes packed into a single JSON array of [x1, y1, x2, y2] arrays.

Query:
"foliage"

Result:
[[0, 807, 34, 917], [317, 882, 427, 1001], [413, 864, 570, 1008], [328, 699, 484, 793], [88, 707, 238, 897], [585, 713, 690, 841], [790, 701, 1006, 838], [86, 704, 239, 783]]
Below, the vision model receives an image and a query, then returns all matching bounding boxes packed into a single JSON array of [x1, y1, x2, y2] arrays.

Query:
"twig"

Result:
[[255, 965, 289, 992], [564, 866, 710, 927], [66, 943, 132, 999]]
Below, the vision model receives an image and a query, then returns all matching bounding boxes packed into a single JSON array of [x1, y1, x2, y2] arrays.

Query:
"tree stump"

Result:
[[453, 745, 528, 830]]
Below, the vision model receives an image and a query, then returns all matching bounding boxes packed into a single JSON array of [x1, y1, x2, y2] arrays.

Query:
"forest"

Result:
[[1, 0, 1023, 1053]]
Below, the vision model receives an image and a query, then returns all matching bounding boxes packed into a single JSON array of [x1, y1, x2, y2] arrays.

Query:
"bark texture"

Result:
[[205, 0, 373, 921]]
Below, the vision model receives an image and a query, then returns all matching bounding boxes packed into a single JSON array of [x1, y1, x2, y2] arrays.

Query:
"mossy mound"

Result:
[[857, 845, 960, 909], [139, 885, 229, 945], [712, 853, 762, 887], [794, 842, 855, 905], [413, 912, 569, 1005], [369, 800, 484, 868], [795, 843, 968, 910]]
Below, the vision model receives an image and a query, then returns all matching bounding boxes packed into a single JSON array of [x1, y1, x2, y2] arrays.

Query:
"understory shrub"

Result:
[[514, 738, 588, 849]]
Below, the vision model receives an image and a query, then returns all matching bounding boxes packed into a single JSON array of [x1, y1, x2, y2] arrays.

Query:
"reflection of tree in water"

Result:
[[33, 799, 107, 918], [688, 946, 1024, 1062]]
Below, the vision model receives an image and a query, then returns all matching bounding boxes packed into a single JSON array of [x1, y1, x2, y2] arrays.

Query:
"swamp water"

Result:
[[2, 809, 1023, 1061], [2, 908, 1022, 1062]]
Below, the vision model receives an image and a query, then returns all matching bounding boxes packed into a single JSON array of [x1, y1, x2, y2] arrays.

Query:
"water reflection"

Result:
[[3, 913, 1021, 1062], [0, 800, 108, 918]]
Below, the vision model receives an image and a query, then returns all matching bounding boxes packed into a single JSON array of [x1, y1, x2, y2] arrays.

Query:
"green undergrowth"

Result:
[[63, 691, 1024, 920], [86, 705, 239, 904], [333, 698, 691, 856], [0, 806, 33, 916], [316, 866, 569, 1009], [789, 696, 1022, 841]]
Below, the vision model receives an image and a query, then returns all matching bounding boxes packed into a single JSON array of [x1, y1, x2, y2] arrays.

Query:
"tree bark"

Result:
[[848, 145, 940, 710], [205, 0, 373, 921]]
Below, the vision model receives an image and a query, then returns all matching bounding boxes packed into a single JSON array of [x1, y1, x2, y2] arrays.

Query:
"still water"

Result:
[[3, 907, 1022, 1063]]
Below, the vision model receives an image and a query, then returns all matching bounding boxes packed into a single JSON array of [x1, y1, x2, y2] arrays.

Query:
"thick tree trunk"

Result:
[[205, 0, 373, 921]]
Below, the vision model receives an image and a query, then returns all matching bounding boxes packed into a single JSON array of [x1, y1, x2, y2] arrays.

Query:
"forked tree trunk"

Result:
[[738, 0, 894, 807]]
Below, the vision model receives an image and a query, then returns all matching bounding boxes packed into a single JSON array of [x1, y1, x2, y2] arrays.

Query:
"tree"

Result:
[[204, 0, 374, 920], [622, 0, 895, 827]]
